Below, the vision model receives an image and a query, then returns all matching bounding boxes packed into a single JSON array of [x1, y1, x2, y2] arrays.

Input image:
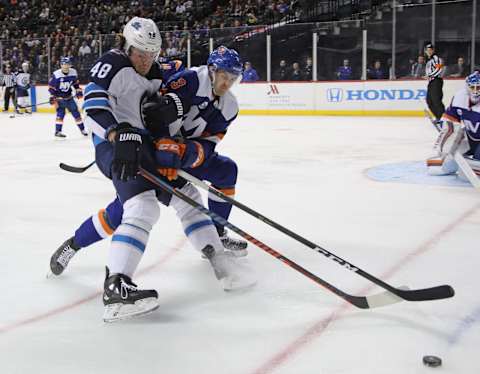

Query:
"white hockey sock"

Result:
[[108, 223, 149, 278], [171, 183, 224, 253]]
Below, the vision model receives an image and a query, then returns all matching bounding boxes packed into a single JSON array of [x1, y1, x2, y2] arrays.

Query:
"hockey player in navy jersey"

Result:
[[51, 18, 254, 321], [427, 71, 480, 181], [48, 57, 87, 138]]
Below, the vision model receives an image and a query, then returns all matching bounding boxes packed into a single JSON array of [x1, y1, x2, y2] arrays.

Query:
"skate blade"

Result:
[[222, 277, 257, 292], [202, 249, 248, 260], [230, 249, 248, 258], [103, 297, 159, 323], [46, 271, 55, 279]]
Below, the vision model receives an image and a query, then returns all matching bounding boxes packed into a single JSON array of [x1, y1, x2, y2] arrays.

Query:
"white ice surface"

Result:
[[0, 113, 479, 374]]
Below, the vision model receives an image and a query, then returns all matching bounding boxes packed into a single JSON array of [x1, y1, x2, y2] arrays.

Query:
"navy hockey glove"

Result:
[[142, 92, 189, 137], [110, 123, 143, 182]]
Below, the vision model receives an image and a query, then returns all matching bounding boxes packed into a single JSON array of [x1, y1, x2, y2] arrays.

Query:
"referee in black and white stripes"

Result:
[[1, 65, 16, 113], [424, 43, 445, 122]]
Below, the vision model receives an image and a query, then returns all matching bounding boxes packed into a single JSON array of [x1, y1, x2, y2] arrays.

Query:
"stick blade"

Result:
[[396, 284, 454, 302], [59, 161, 94, 173]]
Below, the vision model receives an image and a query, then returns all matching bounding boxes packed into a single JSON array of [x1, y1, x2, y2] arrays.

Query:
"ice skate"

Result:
[[218, 228, 248, 257], [201, 245, 256, 291], [49, 237, 80, 276], [55, 131, 67, 139], [80, 130, 88, 136], [103, 267, 159, 322]]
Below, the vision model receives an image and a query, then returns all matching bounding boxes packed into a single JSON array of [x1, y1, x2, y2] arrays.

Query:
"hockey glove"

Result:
[[154, 138, 206, 180], [142, 92, 189, 137], [154, 138, 186, 180], [75, 89, 83, 99], [49, 96, 57, 105], [111, 123, 143, 182]]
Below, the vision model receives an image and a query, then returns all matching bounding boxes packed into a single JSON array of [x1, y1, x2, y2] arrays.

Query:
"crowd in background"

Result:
[[0, 0, 301, 82], [0, 0, 473, 83], [240, 54, 470, 82]]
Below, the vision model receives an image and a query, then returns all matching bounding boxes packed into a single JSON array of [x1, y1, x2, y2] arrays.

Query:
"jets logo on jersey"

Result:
[[131, 21, 142, 30]]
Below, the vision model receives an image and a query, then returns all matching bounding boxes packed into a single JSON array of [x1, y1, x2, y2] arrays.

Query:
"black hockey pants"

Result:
[[427, 78, 445, 121]]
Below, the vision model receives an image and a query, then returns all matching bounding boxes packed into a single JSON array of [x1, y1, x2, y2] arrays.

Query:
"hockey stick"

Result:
[[177, 170, 455, 303], [9, 101, 51, 118], [421, 100, 441, 132], [59, 161, 96, 173], [140, 167, 414, 309]]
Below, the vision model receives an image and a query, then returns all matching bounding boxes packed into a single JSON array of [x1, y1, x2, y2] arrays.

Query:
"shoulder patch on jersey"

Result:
[[53, 69, 63, 79], [170, 77, 187, 90]]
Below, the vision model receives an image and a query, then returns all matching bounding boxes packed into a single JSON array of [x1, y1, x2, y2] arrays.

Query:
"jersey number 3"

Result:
[[90, 62, 112, 79]]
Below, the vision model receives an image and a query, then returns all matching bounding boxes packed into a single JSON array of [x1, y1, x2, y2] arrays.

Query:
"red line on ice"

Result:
[[252, 203, 480, 374], [0, 238, 185, 335]]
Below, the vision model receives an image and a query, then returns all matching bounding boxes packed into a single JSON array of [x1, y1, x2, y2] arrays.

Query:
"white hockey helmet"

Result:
[[21, 62, 29, 72], [123, 17, 162, 55]]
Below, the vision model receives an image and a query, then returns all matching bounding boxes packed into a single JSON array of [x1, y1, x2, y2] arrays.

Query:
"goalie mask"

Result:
[[466, 71, 480, 103]]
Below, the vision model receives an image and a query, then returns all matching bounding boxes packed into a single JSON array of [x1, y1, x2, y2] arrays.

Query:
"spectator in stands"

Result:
[[336, 59, 352, 80], [78, 41, 91, 58], [447, 56, 469, 78], [367, 60, 386, 79], [274, 59, 289, 81], [411, 55, 426, 78], [241, 61, 259, 82], [290, 62, 303, 81], [303, 57, 313, 81]]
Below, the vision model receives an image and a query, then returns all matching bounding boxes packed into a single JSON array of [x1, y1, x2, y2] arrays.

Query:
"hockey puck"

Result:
[[423, 355, 442, 367]]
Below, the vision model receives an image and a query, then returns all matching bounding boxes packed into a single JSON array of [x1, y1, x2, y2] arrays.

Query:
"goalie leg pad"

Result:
[[427, 155, 459, 176], [457, 155, 480, 182]]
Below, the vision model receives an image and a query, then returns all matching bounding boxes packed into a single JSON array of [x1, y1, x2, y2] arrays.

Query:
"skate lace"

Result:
[[57, 246, 76, 267], [120, 279, 138, 299], [221, 235, 244, 250]]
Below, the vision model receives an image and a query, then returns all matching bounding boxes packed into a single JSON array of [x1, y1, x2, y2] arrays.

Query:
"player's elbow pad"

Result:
[[182, 141, 205, 169]]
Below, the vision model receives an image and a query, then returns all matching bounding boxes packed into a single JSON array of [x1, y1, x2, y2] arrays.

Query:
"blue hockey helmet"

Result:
[[207, 46, 243, 76], [60, 56, 71, 66], [466, 71, 480, 102]]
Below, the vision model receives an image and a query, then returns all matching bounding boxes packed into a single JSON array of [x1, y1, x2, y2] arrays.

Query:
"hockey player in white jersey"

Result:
[[427, 71, 480, 181], [76, 17, 253, 322], [15, 62, 31, 114]]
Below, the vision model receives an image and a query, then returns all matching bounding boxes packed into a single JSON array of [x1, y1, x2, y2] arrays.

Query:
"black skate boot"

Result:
[[103, 267, 159, 322], [49, 237, 81, 276], [55, 131, 66, 138], [218, 227, 248, 257], [201, 245, 256, 291]]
